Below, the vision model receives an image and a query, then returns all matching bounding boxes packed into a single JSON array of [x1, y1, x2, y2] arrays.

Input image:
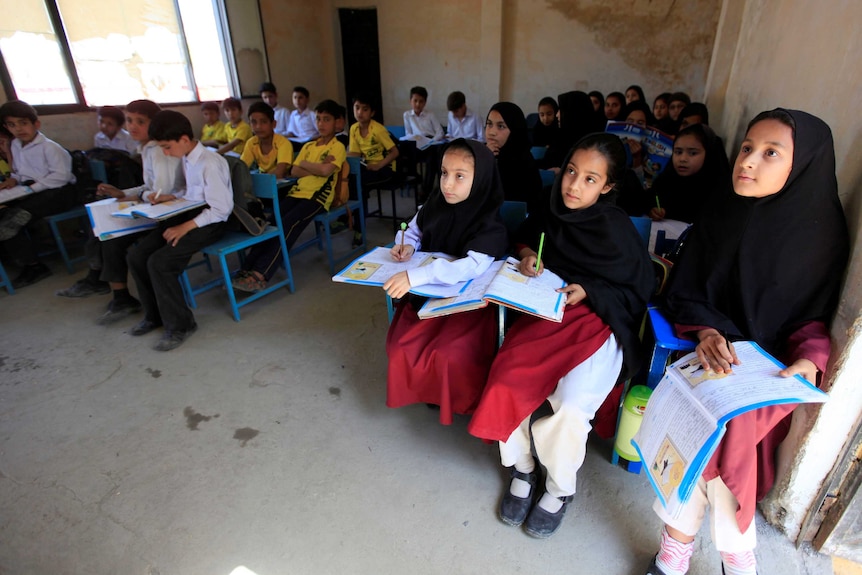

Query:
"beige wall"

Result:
[[704, 0, 862, 542], [502, 0, 720, 110]]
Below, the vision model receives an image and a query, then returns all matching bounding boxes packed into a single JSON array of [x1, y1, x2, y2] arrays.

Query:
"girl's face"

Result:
[[485, 110, 510, 150], [733, 119, 794, 198], [538, 104, 556, 126], [668, 100, 686, 121], [439, 148, 475, 204], [653, 99, 668, 120], [560, 148, 613, 210], [590, 96, 601, 112], [672, 134, 706, 177], [626, 110, 647, 127], [625, 89, 640, 104], [604, 96, 622, 119]]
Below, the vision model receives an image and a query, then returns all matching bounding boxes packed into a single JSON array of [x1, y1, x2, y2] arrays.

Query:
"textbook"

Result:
[[417, 257, 567, 322], [398, 134, 446, 151], [605, 121, 674, 185], [0, 185, 34, 203], [86, 197, 157, 241], [111, 198, 207, 221], [332, 246, 470, 298], [632, 341, 828, 518]]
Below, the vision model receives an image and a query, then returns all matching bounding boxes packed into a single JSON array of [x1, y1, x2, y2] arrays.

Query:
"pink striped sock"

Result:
[[655, 528, 694, 575], [720, 550, 757, 575]]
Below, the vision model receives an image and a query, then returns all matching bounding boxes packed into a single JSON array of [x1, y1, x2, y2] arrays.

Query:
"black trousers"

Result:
[[127, 212, 226, 332], [2, 185, 78, 265]]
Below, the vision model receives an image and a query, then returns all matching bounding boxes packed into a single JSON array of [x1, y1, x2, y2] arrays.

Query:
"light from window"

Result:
[[177, 0, 231, 102], [0, 0, 78, 105]]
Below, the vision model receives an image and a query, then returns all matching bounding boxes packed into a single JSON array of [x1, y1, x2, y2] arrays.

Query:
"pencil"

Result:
[[655, 195, 661, 210], [535, 232, 545, 273], [400, 222, 407, 257]]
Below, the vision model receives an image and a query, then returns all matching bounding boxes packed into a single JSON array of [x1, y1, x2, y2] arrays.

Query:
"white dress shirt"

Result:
[[10, 132, 75, 192], [273, 105, 290, 137], [124, 140, 185, 201], [447, 108, 484, 141], [94, 129, 137, 154], [287, 108, 318, 141], [182, 142, 233, 228], [403, 109, 444, 141]]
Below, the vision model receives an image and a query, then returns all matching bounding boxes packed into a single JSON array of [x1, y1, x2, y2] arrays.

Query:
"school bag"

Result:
[[85, 148, 144, 189], [224, 155, 267, 236]]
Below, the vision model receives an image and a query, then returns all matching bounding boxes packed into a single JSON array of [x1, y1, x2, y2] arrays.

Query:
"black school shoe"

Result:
[[56, 277, 111, 298], [523, 493, 573, 539], [12, 262, 52, 288], [97, 297, 142, 325], [499, 467, 539, 527], [153, 322, 197, 352], [130, 319, 162, 336], [645, 555, 670, 575]]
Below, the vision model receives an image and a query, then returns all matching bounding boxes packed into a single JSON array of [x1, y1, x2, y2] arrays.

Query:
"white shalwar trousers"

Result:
[[499, 334, 623, 498]]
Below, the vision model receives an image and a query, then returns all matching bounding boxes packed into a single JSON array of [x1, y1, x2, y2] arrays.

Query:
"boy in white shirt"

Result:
[[93, 106, 137, 154], [403, 86, 444, 141], [127, 111, 233, 351], [286, 86, 319, 144], [259, 82, 290, 138], [0, 100, 76, 288], [446, 91, 484, 142]]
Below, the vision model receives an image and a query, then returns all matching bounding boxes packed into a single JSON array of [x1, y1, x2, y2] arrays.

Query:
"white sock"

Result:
[[537, 492, 564, 513], [509, 477, 531, 498]]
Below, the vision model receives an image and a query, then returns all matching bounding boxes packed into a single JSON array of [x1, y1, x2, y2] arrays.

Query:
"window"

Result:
[[0, 0, 266, 109]]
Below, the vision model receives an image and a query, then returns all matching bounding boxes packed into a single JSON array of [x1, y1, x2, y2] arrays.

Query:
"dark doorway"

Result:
[[338, 8, 384, 125]]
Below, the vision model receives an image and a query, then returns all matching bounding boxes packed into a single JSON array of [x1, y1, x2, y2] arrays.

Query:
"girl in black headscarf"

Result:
[[385, 139, 509, 425], [469, 133, 654, 539], [648, 123, 730, 223], [645, 110, 849, 575], [531, 96, 560, 148], [626, 84, 647, 105], [540, 91, 600, 171], [589, 90, 606, 131], [484, 102, 544, 215], [604, 91, 626, 121]]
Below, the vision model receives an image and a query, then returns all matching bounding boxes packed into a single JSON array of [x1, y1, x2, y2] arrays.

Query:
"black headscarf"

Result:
[[486, 102, 544, 215], [664, 109, 849, 356], [651, 123, 731, 223], [541, 91, 600, 170], [517, 134, 655, 380], [622, 100, 657, 128], [417, 138, 508, 259], [679, 102, 710, 126], [589, 90, 606, 130]]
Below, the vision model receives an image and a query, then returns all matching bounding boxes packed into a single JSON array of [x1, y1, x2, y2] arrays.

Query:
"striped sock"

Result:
[[720, 550, 757, 575], [655, 528, 694, 575]]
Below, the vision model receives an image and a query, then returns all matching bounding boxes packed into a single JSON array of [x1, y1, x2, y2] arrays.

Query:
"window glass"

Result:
[[177, 0, 231, 102], [0, 0, 78, 105]]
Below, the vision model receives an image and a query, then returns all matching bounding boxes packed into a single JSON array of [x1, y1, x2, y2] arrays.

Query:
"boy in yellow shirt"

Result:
[[240, 102, 293, 179], [217, 97, 252, 155], [232, 100, 346, 293], [200, 102, 227, 148]]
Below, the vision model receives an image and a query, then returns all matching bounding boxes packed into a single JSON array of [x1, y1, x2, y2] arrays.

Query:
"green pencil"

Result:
[[535, 232, 546, 272], [655, 195, 661, 210]]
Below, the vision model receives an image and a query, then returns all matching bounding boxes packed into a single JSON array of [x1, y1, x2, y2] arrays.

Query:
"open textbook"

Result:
[[0, 185, 34, 204], [417, 257, 567, 322], [332, 246, 469, 298], [605, 121, 674, 184], [86, 197, 157, 241], [632, 341, 828, 518], [111, 197, 206, 220]]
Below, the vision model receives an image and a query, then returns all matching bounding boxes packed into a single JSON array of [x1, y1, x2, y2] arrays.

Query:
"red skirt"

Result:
[[386, 301, 499, 425], [467, 303, 615, 442]]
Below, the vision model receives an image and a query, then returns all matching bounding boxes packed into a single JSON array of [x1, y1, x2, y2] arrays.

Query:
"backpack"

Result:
[[69, 149, 97, 203], [224, 155, 267, 235], [85, 148, 144, 189]]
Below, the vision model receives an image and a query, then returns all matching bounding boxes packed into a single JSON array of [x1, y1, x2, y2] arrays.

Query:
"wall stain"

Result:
[[183, 407, 220, 431], [234, 427, 259, 446], [328, 386, 341, 398], [145, 368, 162, 378], [545, 0, 720, 87]]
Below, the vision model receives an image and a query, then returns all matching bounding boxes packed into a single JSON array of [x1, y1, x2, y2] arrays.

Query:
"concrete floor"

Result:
[[0, 213, 836, 575]]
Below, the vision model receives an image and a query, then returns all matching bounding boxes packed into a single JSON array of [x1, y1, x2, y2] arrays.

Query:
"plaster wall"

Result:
[[704, 0, 862, 542]]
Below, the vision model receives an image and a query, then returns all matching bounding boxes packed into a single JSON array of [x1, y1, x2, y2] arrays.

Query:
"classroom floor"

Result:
[[0, 202, 841, 575]]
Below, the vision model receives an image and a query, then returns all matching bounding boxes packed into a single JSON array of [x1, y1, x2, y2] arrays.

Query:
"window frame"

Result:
[[0, 0, 265, 115]]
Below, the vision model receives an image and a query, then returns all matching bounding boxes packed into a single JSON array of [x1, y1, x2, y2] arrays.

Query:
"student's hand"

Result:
[[390, 244, 415, 262], [367, 162, 381, 172], [163, 220, 196, 247], [649, 207, 666, 221], [0, 178, 17, 190], [383, 271, 412, 299], [518, 253, 543, 277], [96, 183, 123, 199], [486, 141, 501, 156], [779, 358, 818, 384], [558, 283, 587, 305], [696, 328, 740, 374], [629, 140, 643, 156], [150, 193, 176, 205]]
